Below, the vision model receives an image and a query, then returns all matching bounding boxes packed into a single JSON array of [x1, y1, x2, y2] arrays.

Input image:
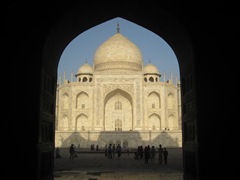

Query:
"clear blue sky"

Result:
[[58, 17, 180, 83]]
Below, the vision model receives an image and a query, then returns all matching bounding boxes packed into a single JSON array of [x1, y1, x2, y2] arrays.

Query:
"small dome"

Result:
[[77, 63, 93, 74], [143, 63, 160, 75]]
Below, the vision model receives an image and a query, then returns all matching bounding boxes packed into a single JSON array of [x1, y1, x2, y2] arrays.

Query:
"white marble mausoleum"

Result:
[[55, 25, 182, 149]]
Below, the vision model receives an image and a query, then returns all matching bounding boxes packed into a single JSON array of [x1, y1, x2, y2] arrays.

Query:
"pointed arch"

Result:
[[76, 113, 89, 131], [168, 114, 175, 130], [104, 88, 133, 131], [148, 91, 161, 109], [167, 92, 174, 109], [76, 91, 89, 109], [61, 115, 69, 130], [148, 113, 161, 130], [62, 93, 69, 110]]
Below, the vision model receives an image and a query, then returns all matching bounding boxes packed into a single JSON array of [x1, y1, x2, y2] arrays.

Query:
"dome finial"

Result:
[[117, 22, 120, 33], [86, 59, 88, 63], [149, 59, 151, 63]]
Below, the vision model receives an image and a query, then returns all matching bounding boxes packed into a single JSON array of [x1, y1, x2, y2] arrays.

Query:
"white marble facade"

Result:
[[55, 28, 182, 149]]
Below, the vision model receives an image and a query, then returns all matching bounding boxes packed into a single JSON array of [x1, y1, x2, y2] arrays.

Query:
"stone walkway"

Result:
[[54, 148, 183, 180]]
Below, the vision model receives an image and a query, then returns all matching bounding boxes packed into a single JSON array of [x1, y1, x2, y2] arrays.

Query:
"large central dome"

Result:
[[93, 30, 143, 71]]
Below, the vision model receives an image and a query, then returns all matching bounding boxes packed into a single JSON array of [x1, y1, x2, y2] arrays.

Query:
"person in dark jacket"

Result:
[[163, 148, 168, 165]]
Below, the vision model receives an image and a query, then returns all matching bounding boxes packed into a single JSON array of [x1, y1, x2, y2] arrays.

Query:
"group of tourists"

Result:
[[55, 143, 168, 164], [105, 143, 122, 158], [158, 144, 168, 165], [55, 144, 78, 160], [135, 144, 168, 165]]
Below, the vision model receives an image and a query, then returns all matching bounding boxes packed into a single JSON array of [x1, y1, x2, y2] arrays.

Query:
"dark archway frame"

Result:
[[41, 6, 197, 180], [4, 2, 235, 180]]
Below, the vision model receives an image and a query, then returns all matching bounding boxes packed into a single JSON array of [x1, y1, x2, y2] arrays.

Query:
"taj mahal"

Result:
[[55, 24, 182, 149]]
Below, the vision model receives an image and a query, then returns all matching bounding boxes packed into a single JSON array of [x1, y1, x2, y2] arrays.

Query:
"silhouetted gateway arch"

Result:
[[5, 2, 235, 180]]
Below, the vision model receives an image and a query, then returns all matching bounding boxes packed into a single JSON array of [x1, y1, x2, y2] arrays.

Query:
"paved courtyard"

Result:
[[54, 148, 183, 180]]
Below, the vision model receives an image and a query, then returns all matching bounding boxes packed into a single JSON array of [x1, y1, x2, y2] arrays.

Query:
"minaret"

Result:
[[64, 71, 69, 84], [168, 72, 173, 84], [59, 75, 62, 85], [71, 72, 73, 82]]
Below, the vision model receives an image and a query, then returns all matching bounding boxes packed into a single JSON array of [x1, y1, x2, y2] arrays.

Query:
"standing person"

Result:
[[144, 145, 150, 164], [69, 144, 75, 160], [163, 148, 168, 165], [150, 145, 156, 163], [158, 144, 163, 165], [116, 144, 122, 157], [112, 144, 116, 158], [105, 145, 108, 157], [139, 145, 144, 159], [108, 144, 113, 159], [55, 147, 61, 158]]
